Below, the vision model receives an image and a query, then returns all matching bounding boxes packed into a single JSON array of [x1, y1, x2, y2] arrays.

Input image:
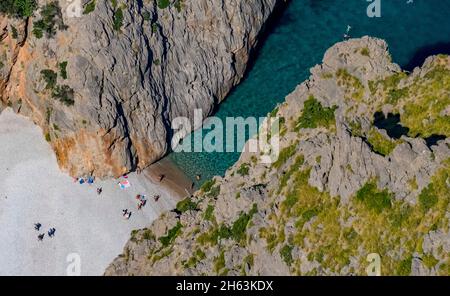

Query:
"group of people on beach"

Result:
[[136, 194, 147, 210], [122, 209, 132, 220], [34, 223, 56, 241], [74, 176, 95, 185], [75, 176, 105, 197], [73, 172, 172, 221], [121, 193, 163, 220]]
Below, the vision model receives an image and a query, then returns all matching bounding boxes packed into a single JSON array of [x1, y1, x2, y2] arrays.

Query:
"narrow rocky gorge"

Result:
[[0, 0, 281, 177], [106, 37, 450, 276]]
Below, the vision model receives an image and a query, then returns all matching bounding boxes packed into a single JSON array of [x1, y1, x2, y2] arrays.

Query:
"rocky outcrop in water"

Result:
[[0, 0, 280, 177], [106, 37, 450, 276]]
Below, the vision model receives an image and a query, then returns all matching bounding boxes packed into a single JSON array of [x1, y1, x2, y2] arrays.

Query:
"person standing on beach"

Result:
[[48, 228, 56, 238], [122, 209, 132, 220], [34, 223, 42, 231]]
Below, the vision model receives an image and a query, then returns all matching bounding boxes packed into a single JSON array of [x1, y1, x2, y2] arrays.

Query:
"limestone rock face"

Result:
[[0, 16, 27, 100], [105, 37, 450, 276], [0, 0, 280, 177]]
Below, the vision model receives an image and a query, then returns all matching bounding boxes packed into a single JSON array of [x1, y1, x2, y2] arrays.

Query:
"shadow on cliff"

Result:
[[245, 0, 294, 71], [211, 0, 292, 114], [403, 41, 450, 72]]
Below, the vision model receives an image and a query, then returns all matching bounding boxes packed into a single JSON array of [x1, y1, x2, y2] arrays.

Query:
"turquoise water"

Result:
[[169, 0, 450, 184]]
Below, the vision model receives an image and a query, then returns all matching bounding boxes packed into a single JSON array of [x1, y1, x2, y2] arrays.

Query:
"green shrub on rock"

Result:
[[0, 0, 37, 18]]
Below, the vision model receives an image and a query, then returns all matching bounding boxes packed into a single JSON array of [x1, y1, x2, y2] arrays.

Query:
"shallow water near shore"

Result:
[[169, 0, 450, 184]]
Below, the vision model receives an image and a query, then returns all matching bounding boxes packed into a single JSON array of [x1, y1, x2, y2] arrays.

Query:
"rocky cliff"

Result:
[[0, 0, 281, 177], [105, 37, 450, 276]]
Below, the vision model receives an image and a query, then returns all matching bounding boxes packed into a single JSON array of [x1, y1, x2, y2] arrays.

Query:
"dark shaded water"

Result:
[[373, 112, 409, 139]]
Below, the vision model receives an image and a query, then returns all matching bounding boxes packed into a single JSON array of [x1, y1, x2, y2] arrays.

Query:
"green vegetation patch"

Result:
[[10, 25, 18, 38], [174, 0, 184, 12], [59, 61, 68, 80], [158, 0, 171, 9], [142, 229, 155, 241], [156, 0, 184, 12], [197, 224, 230, 246], [197, 204, 257, 246], [336, 69, 365, 101], [213, 250, 226, 274], [418, 184, 438, 212], [295, 96, 337, 131], [401, 62, 450, 138], [200, 179, 216, 193], [266, 159, 450, 274], [422, 253, 439, 269], [366, 128, 398, 156], [387, 87, 409, 104], [280, 244, 294, 266], [369, 72, 408, 96], [396, 255, 413, 276], [269, 106, 279, 118], [207, 185, 220, 199], [33, 1, 67, 39], [83, 0, 96, 14], [278, 155, 304, 193], [176, 197, 197, 213], [348, 120, 363, 137], [203, 204, 215, 222], [369, 59, 450, 138], [356, 181, 392, 214], [272, 141, 298, 169], [158, 221, 182, 247], [52, 85, 75, 106], [0, 0, 37, 18], [183, 249, 206, 269], [112, 7, 124, 31], [237, 163, 250, 176], [280, 168, 329, 220], [231, 204, 258, 243], [40, 69, 57, 90], [360, 47, 370, 57], [199, 178, 220, 199]]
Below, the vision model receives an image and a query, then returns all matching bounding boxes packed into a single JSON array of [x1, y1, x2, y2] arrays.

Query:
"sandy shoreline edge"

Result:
[[144, 157, 194, 201]]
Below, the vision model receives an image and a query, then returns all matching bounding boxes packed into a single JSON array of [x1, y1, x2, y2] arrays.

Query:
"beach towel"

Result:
[[119, 180, 131, 189]]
